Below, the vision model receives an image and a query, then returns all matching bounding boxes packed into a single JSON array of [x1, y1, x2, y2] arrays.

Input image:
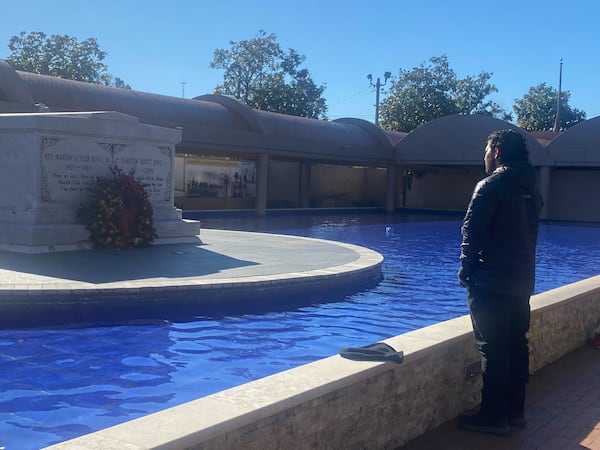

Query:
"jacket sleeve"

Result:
[[459, 179, 498, 282]]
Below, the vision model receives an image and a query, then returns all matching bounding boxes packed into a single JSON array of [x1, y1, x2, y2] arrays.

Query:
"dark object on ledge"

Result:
[[339, 342, 404, 364]]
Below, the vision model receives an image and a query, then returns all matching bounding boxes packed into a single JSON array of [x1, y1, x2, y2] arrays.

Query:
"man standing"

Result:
[[458, 129, 543, 436]]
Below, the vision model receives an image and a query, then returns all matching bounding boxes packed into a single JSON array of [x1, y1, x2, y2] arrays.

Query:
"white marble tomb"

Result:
[[0, 111, 200, 253]]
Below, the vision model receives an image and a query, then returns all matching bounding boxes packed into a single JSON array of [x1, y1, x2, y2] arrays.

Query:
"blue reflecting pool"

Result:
[[1, 213, 599, 449]]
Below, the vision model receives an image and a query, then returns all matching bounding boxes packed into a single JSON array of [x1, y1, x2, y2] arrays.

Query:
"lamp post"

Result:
[[367, 71, 391, 126], [181, 81, 187, 99], [552, 59, 563, 133]]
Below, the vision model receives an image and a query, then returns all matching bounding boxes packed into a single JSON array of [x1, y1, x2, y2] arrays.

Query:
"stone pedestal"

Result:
[[0, 111, 200, 253]]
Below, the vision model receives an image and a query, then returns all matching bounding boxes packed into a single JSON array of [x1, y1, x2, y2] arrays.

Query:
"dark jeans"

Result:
[[467, 285, 531, 421]]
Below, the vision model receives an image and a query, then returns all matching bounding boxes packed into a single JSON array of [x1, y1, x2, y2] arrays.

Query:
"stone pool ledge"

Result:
[[0, 230, 384, 327], [45, 275, 600, 449]]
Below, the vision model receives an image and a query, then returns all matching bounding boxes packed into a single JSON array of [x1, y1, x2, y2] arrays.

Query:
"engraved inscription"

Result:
[[40, 139, 172, 204]]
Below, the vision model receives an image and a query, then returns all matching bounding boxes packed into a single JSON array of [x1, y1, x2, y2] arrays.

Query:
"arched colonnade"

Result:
[[1, 60, 599, 221]]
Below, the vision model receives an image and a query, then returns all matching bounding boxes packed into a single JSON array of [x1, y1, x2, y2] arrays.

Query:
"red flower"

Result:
[[77, 165, 156, 249]]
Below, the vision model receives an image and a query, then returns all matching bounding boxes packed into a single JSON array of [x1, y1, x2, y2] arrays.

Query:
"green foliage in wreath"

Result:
[[77, 165, 157, 249]]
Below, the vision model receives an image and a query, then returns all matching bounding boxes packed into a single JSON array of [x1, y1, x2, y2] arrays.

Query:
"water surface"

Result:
[[1, 213, 599, 449]]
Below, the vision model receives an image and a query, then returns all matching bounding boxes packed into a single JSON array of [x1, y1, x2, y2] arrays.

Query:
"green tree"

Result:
[[455, 73, 511, 120], [210, 30, 327, 119], [513, 83, 585, 131], [379, 55, 510, 132], [6, 31, 130, 88]]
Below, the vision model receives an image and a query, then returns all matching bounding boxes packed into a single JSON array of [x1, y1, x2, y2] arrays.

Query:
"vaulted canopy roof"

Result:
[[1, 59, 598, 168], [545, 115, 600, 165], [395, 114, 548, 166], [0, 60, 400, 165]]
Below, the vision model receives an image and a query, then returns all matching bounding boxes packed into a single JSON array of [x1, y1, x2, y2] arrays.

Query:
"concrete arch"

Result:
[[249, 111, 397, 164], [396, 114, 546, 166], [546, 115, 600, 166], [0, 60, 34, 105], [333, 117, 402, 148], [7, 60, 600, 170], [193, 94, 266, 133], [2, 64, 397, 164], [13, 70, 258, 133]]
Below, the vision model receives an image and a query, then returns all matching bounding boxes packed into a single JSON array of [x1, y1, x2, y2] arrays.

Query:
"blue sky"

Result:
[[2, 0, 599, 122]]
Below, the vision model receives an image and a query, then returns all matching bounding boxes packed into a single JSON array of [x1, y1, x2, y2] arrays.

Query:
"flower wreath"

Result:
[[77, 165, 157, 249]]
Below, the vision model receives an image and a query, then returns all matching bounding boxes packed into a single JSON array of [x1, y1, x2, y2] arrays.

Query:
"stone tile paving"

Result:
[[399, 344, 600, 450]]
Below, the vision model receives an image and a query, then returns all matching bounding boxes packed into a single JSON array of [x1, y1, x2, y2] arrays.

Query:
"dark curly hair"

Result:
[[487, 129, 529, 163]]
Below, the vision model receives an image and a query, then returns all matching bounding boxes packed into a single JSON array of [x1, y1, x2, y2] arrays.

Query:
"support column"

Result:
[[538, 165, 552, 219], [255, 153, 269, 216], [385, 165, 397, 212], [299, 161, 311, 208]]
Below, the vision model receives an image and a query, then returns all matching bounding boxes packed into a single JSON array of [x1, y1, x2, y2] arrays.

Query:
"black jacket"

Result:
[[459, 161, 543, 296]]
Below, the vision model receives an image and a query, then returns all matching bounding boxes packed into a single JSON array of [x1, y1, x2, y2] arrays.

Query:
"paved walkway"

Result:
[[399, 343, 600, 450]]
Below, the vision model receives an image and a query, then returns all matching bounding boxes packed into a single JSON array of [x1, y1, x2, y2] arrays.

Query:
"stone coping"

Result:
[[45, 316, 475, 449]]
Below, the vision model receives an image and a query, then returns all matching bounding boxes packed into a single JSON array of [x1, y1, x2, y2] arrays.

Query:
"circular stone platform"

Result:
[[0, 229, 383, 327]]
